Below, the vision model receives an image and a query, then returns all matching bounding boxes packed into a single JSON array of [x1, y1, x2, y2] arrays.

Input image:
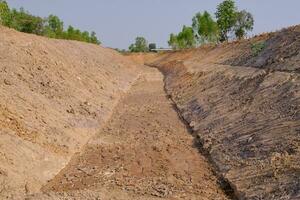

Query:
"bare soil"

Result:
[[34, 66, 228, 199], [148, 25, 300, 199], [0, 26, 140, 198], [1, 25, 300, 200]]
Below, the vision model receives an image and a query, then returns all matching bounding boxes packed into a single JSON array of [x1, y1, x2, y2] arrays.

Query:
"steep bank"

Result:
[[0, 26, 141, 198], [1, 23, 299, 200], [147, 26, 300, 199]]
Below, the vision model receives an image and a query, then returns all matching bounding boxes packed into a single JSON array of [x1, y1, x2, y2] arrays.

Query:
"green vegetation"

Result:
[[168, 33, 179, 49], [168, 0, 254, 49], [234, 10, 254, 39], [168, 26, 196, 49], [192, 11, 219, 45], [0, 1, 12, 26], [128, 38, 159, 53], [0, 1, 100, 44], [129, 37, 149, 52], [251, 41, 265, 56], [215, 0, 237, 42]]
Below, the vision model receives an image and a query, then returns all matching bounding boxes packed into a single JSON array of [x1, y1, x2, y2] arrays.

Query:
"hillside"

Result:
[[0, 26, 141, 198], [147, 25, 300, 199]]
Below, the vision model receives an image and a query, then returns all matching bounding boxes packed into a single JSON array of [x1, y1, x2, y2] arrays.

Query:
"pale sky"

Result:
[[7, 0, 300, 49]]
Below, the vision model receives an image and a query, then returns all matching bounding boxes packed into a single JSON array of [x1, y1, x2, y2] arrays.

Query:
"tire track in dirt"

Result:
[[35, 66, 229, 200]]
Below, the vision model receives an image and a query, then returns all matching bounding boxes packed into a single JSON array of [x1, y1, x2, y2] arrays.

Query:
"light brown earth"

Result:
[[1, 25, 300, 200], [0, 26, 229, 199], [0, 26, 141, 198], [29, 66, 229, 199]]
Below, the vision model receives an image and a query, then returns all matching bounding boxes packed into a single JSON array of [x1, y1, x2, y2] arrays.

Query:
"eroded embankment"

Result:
[[0, 26, 141, 198], [148, 26, 300, 199]]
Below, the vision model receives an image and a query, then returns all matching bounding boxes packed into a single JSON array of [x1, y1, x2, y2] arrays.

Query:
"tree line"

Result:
[[0, 1, 100, 44], [127, 0, 254, 52], [127, 37, 157, 53], [169, 0, 254, 49]]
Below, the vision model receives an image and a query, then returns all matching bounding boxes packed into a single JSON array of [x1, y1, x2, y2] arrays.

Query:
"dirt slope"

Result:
[[1, 24, 299, 200], [0, 26, 230, 200], [28, 66, 228, 200], [148, 26, 300, 199], [0, 26, 141, 198]]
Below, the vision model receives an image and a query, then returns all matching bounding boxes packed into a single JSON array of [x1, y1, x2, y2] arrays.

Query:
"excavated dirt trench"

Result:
[[28, 66, 230, 199], [3, 25, 299, 200]]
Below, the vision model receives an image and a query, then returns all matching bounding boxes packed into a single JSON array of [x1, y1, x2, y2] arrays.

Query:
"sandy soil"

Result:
[[0, 26, 140, 198], [29, 66, 228, 199]]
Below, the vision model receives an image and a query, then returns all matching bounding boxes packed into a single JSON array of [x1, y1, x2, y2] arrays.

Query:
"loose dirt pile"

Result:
[[148, 25, 300, 199], [0, 26, 140, 198]]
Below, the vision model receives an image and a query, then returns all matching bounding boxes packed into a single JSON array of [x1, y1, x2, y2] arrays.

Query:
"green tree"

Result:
[[66, 25, 75, 39], [0, 1, 100, 44], [74, 29, 82, 40], [90, 31, 101, 44], [0, 0, 12, 26], [215, 0, 237, 42], [129, 37, 148, 52], [168, 26, 196, 49], [14, 8, 44, 34], [192, 11, 219, 45], [176, 26, 196, 49], [46, 15, 63, 38], [234, 10, 254, 39], [168, 33, 178, 49], [82, 31, 90, 42]]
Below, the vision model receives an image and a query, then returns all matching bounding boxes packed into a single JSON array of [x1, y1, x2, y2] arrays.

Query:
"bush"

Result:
[[129, 37, 148, 52], [168, 26, 196, 49], [251, 41, 265, 56]]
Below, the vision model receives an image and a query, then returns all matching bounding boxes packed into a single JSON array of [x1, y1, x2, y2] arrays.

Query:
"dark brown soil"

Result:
[[148, 25, 300, 200]]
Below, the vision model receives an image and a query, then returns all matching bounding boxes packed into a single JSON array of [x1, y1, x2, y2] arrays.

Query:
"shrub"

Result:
[[251, 41, 265, 56], [129, 37, 149, 52]]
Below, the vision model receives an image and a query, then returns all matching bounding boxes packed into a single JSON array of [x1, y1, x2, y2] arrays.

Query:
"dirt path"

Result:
[[31, 66, 228, 200]]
